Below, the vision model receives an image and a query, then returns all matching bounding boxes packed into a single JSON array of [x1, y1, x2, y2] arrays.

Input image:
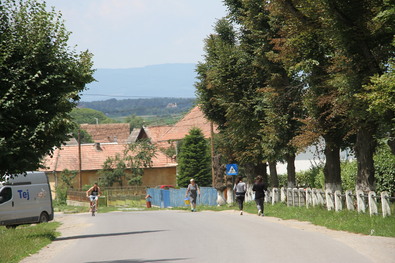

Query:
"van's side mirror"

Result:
[[0, 196, 3, 203]]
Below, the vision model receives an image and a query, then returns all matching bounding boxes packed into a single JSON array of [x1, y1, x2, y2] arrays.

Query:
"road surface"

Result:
[[22, 210, 395, 263]]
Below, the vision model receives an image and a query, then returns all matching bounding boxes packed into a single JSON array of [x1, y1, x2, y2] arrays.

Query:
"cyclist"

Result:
[[86, 183, 101, 212]]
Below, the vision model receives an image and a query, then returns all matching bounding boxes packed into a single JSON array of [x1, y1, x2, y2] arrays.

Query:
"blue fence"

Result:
[[146, 187, 218, 208]]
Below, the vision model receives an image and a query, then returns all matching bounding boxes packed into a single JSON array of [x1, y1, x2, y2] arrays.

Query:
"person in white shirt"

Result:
[[234, 176, 246, 215], [185, 179, 200, 212]]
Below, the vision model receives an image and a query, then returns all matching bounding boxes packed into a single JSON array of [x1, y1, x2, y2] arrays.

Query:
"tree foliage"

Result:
[[0, 0, 95, 176], [177, 128, 211, 187], [196, 2, 303, 186], [124, 114, 144, 131], [70, 108, 116, 124], [196, 0, 395, 191], [374, 142, 395, 194], [99, 153, 127, 187], [54, 169, 77, 205], [99, 140, 157, 186]]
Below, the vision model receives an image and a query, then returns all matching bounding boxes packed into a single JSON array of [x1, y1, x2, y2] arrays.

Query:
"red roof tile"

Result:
[[158, 106, 218, 141], [145, 125, 172, 143], [41, 143, 177, 172], [80, 123, 131, 143]]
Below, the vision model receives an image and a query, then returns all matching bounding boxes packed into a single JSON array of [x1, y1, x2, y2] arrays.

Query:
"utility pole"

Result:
[[210, 122, 215, 187], [78, 129, 82, 189]]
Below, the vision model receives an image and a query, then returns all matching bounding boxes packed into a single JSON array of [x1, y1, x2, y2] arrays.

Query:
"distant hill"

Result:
[[78, 98, 196, 118], [81, 63, 197, 102]]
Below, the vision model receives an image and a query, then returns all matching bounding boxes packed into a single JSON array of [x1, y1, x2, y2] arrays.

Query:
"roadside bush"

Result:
[[276, 142, 394, 193], [296, 165, 324, 188], [54, 169, 77, 205], [374, 142, 395, 195], [341, 161, 357, 190], [277, 173, 287, 187], [54, 186, 67, 206]]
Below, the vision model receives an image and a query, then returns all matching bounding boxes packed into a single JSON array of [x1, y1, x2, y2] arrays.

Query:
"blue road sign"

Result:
[[226, 164, 238, 175]]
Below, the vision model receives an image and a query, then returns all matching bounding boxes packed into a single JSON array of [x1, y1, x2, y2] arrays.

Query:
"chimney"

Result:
[[94, 142, 102, 151]]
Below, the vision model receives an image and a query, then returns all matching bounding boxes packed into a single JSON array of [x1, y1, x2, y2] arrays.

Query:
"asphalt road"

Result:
[[21, 210, 388, 263]]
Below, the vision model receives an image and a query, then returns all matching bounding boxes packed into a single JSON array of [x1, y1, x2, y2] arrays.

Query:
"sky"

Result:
[[44, 0, 228, 69]]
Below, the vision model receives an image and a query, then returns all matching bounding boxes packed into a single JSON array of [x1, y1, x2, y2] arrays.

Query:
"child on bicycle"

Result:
[[86, 183, 101, 212]]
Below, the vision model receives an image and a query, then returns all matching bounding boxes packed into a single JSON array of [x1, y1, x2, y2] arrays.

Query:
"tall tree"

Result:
[[196, 18, 269, 186], [0, 0, 95, 177], [268, 0, 358, 191], [224, 0, 304, 187], [177, 128, 211, 187], [269, 0, 395, 191], [321, 0, 395, 191]]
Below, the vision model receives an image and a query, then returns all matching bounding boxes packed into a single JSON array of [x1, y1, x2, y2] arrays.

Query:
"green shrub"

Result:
[[296, 164, 324, 188], [54, 186, 67, 206], [277, 173, 287, 187], [341, 160, 357, 190], [277, 142, 394, 193], [374, 142, 395, 195]]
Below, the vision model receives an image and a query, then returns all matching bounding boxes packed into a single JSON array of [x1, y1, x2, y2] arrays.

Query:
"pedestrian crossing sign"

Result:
[[226, 164, 238, 175]]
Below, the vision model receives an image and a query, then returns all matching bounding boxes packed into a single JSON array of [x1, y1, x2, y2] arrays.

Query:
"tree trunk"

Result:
[[286, 154, 296, 188], [268, 161, 279, 187], [212, 154, 226, 190], [323, 142, 342, 192], [244, 162, 268, 184], [226, 174, 234, 204], [354, 127, 376, 192]]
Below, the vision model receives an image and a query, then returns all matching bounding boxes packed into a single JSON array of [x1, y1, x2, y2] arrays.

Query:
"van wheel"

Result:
[[6, 225, 17, 229], [39, 212, 49, 223]]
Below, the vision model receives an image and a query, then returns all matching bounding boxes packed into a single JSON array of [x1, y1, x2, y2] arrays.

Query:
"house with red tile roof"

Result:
[[41, 142, 177, 190], [144, 106, 218, 160], [156, 105, 218, 142], [40, 105, 215, 192]]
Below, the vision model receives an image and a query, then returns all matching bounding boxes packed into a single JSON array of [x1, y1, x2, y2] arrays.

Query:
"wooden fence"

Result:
[[67, 186, 148, 207], [266, 187, 394, 218]]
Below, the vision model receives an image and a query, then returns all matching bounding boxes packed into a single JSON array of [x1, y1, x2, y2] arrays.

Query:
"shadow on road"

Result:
[[54, 230, 166, 241], [86, 258, 189, 263]]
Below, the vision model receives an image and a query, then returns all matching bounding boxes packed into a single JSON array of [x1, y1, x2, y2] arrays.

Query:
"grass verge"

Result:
[[0, 222, 60, 263], [195, 201, 395, 237]]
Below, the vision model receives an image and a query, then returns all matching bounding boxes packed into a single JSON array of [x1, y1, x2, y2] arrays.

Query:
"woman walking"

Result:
[[234, 176, 246, 215], [186, 179, 200, 212], [252, 175, 267, 216]]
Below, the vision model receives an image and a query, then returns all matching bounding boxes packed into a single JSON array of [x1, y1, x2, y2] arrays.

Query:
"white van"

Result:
[[0, 171, 54, 228]]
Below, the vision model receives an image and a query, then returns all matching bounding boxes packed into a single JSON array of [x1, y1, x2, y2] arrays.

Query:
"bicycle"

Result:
[[88, 195, 98, 216]]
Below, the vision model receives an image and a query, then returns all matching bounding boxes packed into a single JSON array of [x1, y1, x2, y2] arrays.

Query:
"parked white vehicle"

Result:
[[0, 171, 54, 228]]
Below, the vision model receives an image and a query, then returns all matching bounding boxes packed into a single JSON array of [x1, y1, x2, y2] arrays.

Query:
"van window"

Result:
[[0, 187, 12, 203]]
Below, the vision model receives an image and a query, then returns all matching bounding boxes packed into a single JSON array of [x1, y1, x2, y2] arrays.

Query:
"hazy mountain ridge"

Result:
[[78, 97, 196, 118], [81, 63, 198, 102]]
